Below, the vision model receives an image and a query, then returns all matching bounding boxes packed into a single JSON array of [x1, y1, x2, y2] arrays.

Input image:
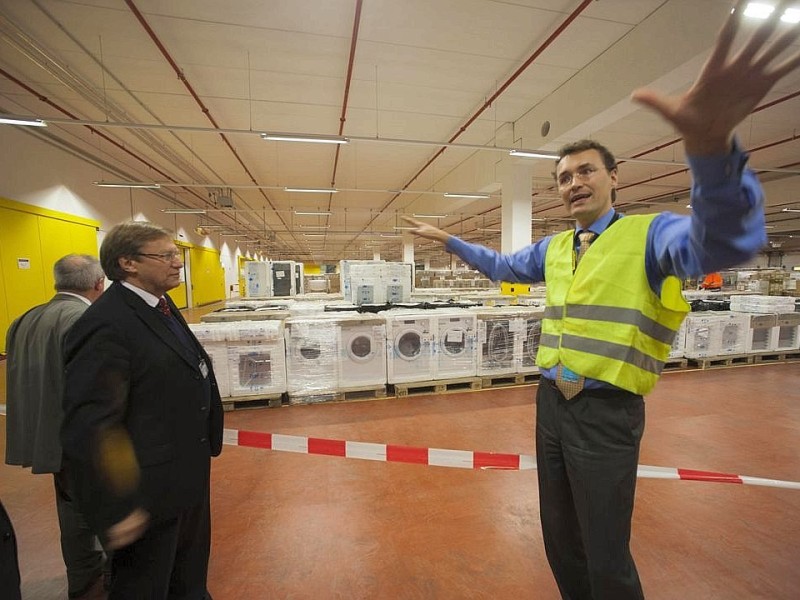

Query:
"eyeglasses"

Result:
[[135, 251, 183, 263], [557, 165, 602, 188]]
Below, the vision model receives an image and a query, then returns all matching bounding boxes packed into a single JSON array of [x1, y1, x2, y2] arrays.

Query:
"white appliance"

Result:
[[188, 322, 232, 398], [336, 314, 387, 387], [340, 259, 383, 303], [511, 307, 544, 374], [474, 309, 518, 375], [775, 313, 800, 350], [244, 261, 271, 297], [294, 262, 305, 295], [384, 311, 435, 383], [284, 316, 339, 395], [433, 310, 477, 378], [225, 320, 287, 397], [271, 261, 296, 297]]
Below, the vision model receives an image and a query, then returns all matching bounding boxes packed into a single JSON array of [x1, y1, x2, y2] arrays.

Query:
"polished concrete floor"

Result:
[[1, 305, 799, 599]]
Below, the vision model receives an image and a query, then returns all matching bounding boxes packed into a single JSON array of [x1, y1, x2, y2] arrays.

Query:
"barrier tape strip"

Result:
[[223, 429, 800, 490]]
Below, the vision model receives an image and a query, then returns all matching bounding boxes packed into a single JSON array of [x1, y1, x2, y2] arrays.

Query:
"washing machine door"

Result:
[[525, 320, 541, 363], [296, 338, 322, 361], [348, 333, 375, 363], [441, 327, 466, 357], [487, 321, 513, 362], [396, 329, 422, 360]]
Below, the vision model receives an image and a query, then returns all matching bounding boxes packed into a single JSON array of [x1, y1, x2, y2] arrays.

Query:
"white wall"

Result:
[[0, 127, 246, 301]]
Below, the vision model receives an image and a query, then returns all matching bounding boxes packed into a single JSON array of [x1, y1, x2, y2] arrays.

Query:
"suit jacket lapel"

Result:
[[117, 284, 198, 371]]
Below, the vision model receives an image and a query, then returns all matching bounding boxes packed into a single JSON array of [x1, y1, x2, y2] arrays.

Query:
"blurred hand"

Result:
[[106, 508, 149, 550], [632, 0, 800, 155], [400, 216, 452, 244]]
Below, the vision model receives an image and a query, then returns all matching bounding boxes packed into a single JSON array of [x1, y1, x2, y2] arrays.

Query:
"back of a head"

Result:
[[100, 221, 172, 281], [54, 254, 104, 293]]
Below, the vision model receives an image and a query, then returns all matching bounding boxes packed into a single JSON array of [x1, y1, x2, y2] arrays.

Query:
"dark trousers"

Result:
[[109, 489, 212, 600], [536, 377, 645, 600], [54, 470, 106, 595], [0, 499, 21, 600]]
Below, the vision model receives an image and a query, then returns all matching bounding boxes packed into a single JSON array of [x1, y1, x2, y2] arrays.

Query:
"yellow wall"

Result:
[[304, 263, 322, 275], [237, 255, 252, 298], [190, 245, 225, 306], [0, 197, 99, 353], [166, 242, 191, 309]]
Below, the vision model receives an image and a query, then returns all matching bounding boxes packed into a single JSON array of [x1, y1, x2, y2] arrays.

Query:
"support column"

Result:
[[373, 250, 381, 261], [500, 161, 533, 253], [450, 253, 459, 271], [424, 258, 431, 270], [403, 234, 415, 264]]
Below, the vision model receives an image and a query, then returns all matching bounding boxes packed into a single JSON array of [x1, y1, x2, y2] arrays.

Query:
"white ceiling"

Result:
[[1, 0, 799, 262]]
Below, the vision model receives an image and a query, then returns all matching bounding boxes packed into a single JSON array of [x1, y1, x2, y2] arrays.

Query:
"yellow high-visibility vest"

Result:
[[537, 214, 689, 395]]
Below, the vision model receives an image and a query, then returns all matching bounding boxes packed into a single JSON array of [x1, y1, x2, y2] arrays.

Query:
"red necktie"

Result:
[[157, 297, 171, 317]]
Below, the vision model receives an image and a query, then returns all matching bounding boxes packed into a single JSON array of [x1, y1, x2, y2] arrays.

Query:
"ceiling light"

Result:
[[262, 132, 349, 144], [782, 207, 800, 212], [284, 187, 338, 194], [162, 208, 207, 214], [220, 233, 244, 237], [509, 149, 557, 159], [294, 210, 332, 215], [393, 226, 416, 230], [95, 181, 161, 189], [0, 114, 47, 127], [765, 225, 776, 229], [686, 204, 692, 209], [412, 213, 448, 218], [477, 228, 501, 233], [380, 234, 401, 238], [782, 7, 800, 22], [298, 224, 330, 229], [743, 3, 775, 19], [304, 233, 325, 237], [443, 192, 490, 199]]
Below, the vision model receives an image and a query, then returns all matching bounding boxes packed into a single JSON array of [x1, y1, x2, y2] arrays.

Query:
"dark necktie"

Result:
[[157, 297, 171, 316], [556, 230, 597, 399], [156, 297, 194, 350]]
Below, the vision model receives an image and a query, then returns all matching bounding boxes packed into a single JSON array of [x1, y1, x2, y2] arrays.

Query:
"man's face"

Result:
[[556, 149, 617, 228], [122, 236, 183, 297]]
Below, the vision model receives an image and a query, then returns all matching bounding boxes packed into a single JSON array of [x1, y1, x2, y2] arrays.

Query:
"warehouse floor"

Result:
[[1, 305, 799, 599]]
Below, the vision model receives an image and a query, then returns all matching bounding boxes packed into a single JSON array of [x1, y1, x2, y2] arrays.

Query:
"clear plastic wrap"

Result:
[[433, 310, 478, 378], [382, 310, 436, 384], [473, 308, 518, 376], [284, 317, 340, 397]]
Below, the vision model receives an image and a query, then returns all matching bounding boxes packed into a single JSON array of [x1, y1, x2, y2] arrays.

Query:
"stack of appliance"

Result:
[[334, 313, 388, 388], [244, 261, 271, 297], [187, 322, 231, 398], [683, 312, 750, 358], [271, 260, 298, 297], [340, 260, 413, 305], [283, 316, 340, 398], [729, 295, 800, 352]]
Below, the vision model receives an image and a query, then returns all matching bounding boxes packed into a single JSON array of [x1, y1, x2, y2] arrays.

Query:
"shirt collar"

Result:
[[574, 207, 616, 236], [57, 291, 91, 306], [121, 280, 161, 308]]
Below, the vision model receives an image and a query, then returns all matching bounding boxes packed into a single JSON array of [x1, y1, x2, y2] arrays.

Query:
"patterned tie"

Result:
[[554, 230, 596, 400], [156, 297, 171, 317]]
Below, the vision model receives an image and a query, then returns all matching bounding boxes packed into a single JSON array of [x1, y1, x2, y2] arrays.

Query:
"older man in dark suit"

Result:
[[62, 221, 224, 600], [5, 253, 106, 598]]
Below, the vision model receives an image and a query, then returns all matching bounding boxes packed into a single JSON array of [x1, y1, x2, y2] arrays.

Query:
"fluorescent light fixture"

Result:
[[220, 233, 244, 237], [412, 213, 448, 218], [782, 7, 800, 22], [782, 207, 800, 213], [284, 187, 338, 194], [765, 225, 776, 229], [262, 132, 349, 144], [298, 224, 330, 229], [509, 149, 557, 159], [294, 210, 332, 215], [443, 192, 490, 199], [686, 204, 692, 209], [743, 3, 775, 19], [0, 114, 47, 127], [393, 226, 416, 230], [162, 208, 207, 214], [94, 181, 161, 189], [477, 228, 501, 233], [303, 233, 325, 237], [380, 234, 401, 238], [532, 218, 547, 222]]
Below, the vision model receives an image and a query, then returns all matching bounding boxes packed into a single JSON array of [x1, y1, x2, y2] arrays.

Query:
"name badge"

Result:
[[199, 358, 209, 379]]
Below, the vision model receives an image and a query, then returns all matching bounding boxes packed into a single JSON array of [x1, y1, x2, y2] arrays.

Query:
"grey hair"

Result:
[[100, 221, 173, 281], [53, 254, 104, 292]]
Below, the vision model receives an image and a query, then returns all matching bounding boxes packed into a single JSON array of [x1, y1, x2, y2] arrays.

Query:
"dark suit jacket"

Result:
[[5, 294, 89, 473], [61, 282, 223, 535]]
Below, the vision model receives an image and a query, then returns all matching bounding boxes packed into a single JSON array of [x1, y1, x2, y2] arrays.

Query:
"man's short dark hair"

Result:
[[555, 139, 617, 172], [53, 254, 104, 292], [100, 221, 173, 281]]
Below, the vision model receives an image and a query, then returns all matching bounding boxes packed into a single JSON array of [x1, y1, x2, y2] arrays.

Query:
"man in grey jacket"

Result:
[[5, 253, 106, 598]]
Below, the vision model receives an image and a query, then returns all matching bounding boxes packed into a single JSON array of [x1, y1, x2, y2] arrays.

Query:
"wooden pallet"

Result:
[[663, 357, 689, 371], [480, 372, 541, 388], [687, 353, 753, 370], [752, 350, 800, 364], [222, 393, 284, 411], [392, 376, 482, 398], [288, 384, 388, 405]]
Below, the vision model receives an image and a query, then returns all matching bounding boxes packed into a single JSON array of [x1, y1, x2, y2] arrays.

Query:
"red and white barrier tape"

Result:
[[223, 428, 800, 490]]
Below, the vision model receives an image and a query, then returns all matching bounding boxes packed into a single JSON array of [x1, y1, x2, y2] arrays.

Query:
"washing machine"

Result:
[[510, 307, 544, 374], [433, 310, 477, 378], [284, 316, 339, 395], [474, 309, 518, 376], [336, 314, 387, 387], [225, 320, 287, 397], [244, 261, 271, 297], [384, 311, 435, 384], [271, 261, 296, 297]]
